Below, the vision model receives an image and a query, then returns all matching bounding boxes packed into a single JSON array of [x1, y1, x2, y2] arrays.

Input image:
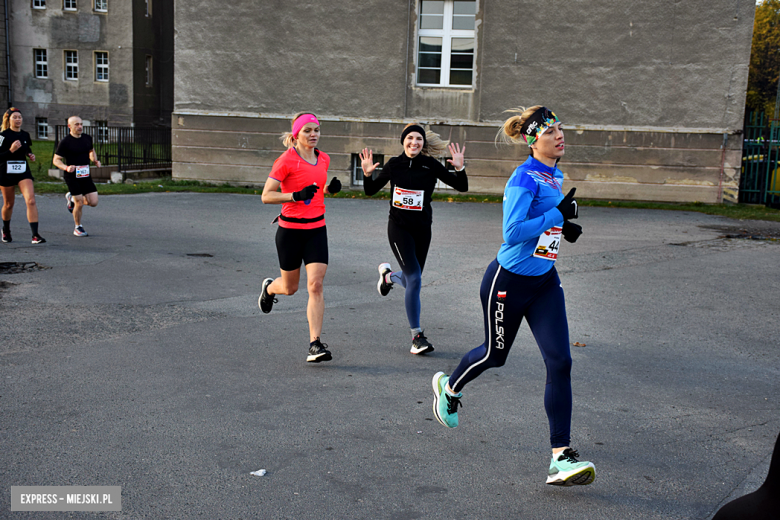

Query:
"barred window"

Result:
[[96, 121, 108, 143], [64, 50, 78, 80], [95, 51, 109, 82], [34, 49, 48, 78]]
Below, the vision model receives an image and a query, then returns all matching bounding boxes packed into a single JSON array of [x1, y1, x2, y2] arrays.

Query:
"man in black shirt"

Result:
[[53, 116, 101, 237]]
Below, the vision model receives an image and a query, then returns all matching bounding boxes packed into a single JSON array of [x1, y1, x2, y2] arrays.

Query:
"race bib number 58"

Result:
[[392, 187, 424, 211], [533, 226, 562, 260]]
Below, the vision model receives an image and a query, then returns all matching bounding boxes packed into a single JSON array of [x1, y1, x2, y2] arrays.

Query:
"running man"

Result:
[[431, 106, 595, 486], [360, 124, 467, 355], [258, 112, 342, 363], [52, 116, 100, 237]]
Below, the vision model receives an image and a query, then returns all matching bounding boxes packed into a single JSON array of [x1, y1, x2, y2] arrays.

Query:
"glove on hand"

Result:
[[327, 177, 342, 194], [556, 187, 578, 220], [292, 184, 320, 202], [562, 221, 582, 243]]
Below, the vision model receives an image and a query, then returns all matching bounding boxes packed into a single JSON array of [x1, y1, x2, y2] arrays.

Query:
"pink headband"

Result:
[[292, 114, 320, 138]]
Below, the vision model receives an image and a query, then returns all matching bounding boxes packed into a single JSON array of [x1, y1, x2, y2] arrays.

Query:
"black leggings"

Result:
[[387, 219, 431, 330]]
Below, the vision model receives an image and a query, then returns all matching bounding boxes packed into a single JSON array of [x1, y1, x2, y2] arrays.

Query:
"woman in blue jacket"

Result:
[[431, 106, 595, 486]]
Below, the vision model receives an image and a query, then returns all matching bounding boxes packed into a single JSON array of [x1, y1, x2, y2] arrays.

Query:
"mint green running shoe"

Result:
[[546, 448, 596, 486], [432, 371, 462, 428]]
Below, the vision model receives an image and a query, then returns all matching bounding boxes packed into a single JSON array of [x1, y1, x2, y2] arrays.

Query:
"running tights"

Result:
[[448, 258, 573, 448], [387, 219, 431, 330]]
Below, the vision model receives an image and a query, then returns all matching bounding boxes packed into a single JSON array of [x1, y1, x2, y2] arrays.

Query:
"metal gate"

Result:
[[741, 112, 780, 208]]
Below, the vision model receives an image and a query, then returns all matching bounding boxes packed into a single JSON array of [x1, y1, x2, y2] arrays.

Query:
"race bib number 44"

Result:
[[75, 166, 90, 178], [6, 161, 25, 174], [392, 187, 424, 211], [533, 226, 562, 260]]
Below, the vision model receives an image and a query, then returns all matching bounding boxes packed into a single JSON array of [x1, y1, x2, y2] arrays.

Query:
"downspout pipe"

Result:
[[4, 0, 11, 108]]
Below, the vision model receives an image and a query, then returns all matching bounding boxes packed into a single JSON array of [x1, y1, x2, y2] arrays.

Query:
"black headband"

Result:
[[400, 125, 427, 147], [519, 107, 559, 147]]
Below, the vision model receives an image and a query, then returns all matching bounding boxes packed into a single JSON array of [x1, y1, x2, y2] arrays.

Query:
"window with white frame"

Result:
[[64, 50, 78, 80], [416, 0, 476, 87], [64, 0, 77, 11], [94, 0, 107, 12], [95, 51, 109, 81], [95, 120, 108, 143], [33, 0, 46, 9], [351, 153, 384, 186], [145, 55, 153, 86], [34, 49, 48, 78], [36, 118, 49, 139]]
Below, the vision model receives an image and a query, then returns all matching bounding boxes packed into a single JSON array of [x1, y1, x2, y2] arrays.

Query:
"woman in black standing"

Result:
[[360, 124, 467, 355], [0, 108, 44, 244]]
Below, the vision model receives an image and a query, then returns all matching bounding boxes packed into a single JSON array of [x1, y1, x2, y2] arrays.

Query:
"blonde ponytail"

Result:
[[495, 105, 542, 146]]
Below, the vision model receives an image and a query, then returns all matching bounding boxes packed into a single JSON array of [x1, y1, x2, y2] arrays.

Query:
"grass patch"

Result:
[[29, 178, 780, 223], [30, 140, 56, 179]]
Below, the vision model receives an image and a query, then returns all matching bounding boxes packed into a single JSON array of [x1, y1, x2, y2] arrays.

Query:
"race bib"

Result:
[[75, 165, 90, 178], [392, 187, 424, 211], [6, 161, 25, 174], [532, 226, 563, 260]]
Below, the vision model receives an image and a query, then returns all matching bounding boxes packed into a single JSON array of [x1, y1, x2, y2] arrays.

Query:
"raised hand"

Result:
[[446, 143, 465, 170], [359, 148, 379, 176]]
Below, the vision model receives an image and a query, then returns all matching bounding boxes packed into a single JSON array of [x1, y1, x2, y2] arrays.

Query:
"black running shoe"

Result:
[[1, 229, 10, 243], [411, 331, 434, 355], [307, 338, 332, 363], [258, 278, 277, 314], [377, 262, 393, 296], [31, 235, 46, 244]]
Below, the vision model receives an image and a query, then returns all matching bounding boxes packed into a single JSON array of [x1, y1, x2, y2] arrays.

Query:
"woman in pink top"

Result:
[[259, 112, 342, 363]]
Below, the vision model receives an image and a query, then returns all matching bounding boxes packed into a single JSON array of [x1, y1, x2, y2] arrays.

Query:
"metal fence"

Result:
[[54, 125, 171, 172], [741, 112, 780, 208]]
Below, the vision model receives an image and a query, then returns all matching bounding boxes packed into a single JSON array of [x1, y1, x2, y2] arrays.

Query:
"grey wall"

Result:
[[9, 0, 135, 130], [173, 0, 756, 203]]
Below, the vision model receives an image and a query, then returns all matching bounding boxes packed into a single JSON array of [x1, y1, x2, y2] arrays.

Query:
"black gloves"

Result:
[[562, 221, 582, 243], [556, 187, 578, 220], [327, 177, 341, 194], [292, 184, 320, 202]]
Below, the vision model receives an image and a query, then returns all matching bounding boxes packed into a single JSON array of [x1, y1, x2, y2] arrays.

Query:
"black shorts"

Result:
[[275, 225, 328, 271], [64, 174, 98, 196], [0, 172, 33, 187]]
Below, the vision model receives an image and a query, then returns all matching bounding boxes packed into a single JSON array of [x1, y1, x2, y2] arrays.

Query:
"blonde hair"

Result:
[[402, 123, 449, 157], [280, 111, 318, 149], [2, 108, 21, 132], [495, 105, 543, 147]]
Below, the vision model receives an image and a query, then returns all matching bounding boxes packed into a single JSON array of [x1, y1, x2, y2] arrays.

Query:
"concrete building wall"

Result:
[[7, 0, 173, 138], [9, 0, 135, 131], [0, 0, 8, 108], [173, 0, 755, 203]]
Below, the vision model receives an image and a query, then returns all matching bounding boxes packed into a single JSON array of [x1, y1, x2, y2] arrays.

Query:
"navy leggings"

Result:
[[387, 219, 431, 330], [448, 258, 573, 448]]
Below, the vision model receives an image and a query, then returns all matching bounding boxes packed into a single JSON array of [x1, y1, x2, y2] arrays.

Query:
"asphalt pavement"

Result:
[[1, 192, 779, 519]]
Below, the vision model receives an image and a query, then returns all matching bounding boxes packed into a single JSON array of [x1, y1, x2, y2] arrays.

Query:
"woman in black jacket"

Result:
[[360, 124, 467, 354], [0, 108, 44, 244]]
